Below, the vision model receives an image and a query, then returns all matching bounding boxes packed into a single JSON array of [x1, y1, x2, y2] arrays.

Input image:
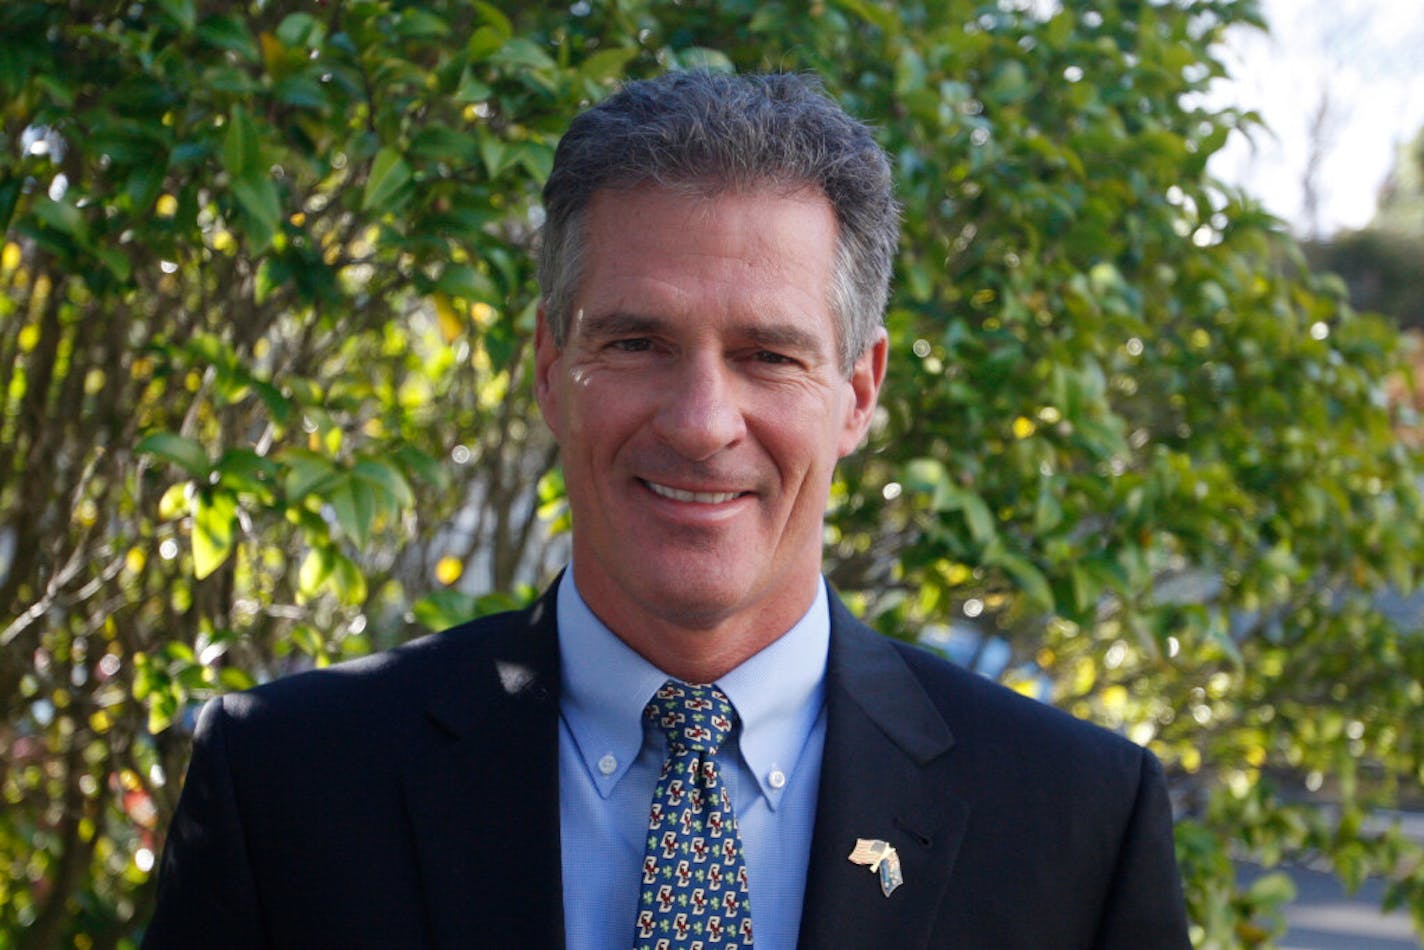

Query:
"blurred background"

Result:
[[2, 1, 1423, 948]]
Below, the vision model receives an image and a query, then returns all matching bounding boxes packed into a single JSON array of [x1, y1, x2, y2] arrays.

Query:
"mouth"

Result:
[[642, 479, 746, 505]]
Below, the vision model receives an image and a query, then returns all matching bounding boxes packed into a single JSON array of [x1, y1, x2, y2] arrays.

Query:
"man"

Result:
[[145, 72, 1190, 948]]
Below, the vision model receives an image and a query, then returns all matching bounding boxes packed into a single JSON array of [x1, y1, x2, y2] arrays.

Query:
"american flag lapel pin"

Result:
[[847, 838, 904, 897]]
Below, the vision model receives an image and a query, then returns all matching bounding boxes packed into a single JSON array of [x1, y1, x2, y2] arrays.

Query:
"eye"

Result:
[[609, 338, 652, 353], [753, 350, 797, 366]]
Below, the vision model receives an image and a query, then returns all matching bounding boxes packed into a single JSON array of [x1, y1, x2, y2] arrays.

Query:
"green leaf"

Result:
[[206, 64, 260, 95], [829, 0, 900, 33], [353, 457, 415, 508], [477, 133, 508, 179], [413, 589, 481, 631], [329, 474, 377, 546], [409, 127, 479, 164], [275, 12, 324, 47], [215, 449, 279, 496], [393, 445, 449, 491], [279, 448, 341, 501], [1033, 482, 1063, 534], [155, 0, 196, 31], [1070, 564, 1102, 615], [985, 61, 1032, 106], [473, 1, 513, 40], [137, 432, 210, 478], [254, 257, 284, 304], [901, 458, 995, 540], [147, 691, 179, 735], [515, 142, 555, 183], [490, 38, 557, 75], [192, 488, 238, 580], [945, 485, 997, 543], [0, 177, 21, 233], [396, 9, 450, 39], [361, 148, 412, 212], [252, 379, 293, 426], [197, 13, 259, 62], [903, 457, 948, 492], [413, 589, 523, 631], [274, 75, 328, 110], [218, 667, 256, 691], [893, 46, 926, 97], [230, 175, 281, 251], [330, 551, 368, 605], [222, 106, 260, 179], [32, 199, 86, 241], [126, 163, 165, 214], [1244, 871, 1297, 907], [672, 48, 735, 73], [466, 25, 506, 62], [289, 623, 324, 656], [454, 68, 493, 103], [579, 46, 639, 84], [985, 544, 1055, 612], [94, 246, 132, 284], [435, 263, 496, 301]]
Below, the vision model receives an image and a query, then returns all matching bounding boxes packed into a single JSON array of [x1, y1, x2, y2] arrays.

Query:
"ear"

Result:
[[534, 305, 561, 433], [837, 328, 888, 458]]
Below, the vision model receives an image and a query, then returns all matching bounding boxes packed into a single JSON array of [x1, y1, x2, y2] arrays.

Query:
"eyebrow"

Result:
[[741, 322, 825, 355], [576, 310, 829, 356], [575, 311, 664, 340]]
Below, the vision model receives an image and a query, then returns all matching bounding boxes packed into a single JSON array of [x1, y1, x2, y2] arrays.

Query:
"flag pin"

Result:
[[848, 838, 904, 897]]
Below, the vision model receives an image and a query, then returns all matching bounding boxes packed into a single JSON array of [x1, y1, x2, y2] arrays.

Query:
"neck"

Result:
[[571, 567, 822, 683]]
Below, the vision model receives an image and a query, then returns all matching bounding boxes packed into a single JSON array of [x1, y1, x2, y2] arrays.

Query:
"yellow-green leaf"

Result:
[[192, 489, 237, 580], [298, 545, 334, 598]]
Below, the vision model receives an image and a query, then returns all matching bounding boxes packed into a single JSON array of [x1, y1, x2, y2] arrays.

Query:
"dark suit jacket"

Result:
[[144, 585, 1190, 948]]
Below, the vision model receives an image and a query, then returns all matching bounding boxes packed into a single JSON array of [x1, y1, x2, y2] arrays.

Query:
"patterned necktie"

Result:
[[634, 680, 753, 948]]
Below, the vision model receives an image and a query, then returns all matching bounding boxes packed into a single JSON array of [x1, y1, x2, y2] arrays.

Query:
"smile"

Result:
[[643, 480, 744, 504]]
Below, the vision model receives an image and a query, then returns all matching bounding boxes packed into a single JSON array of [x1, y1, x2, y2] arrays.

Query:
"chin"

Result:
[[630, 556, 769, 620], [639, 580, 749, 630]]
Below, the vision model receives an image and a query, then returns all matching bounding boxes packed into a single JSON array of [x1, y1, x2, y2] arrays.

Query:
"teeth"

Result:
[[646, 481, 740, 504]]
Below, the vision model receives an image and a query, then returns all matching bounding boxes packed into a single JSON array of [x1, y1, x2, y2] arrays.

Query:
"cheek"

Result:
[[757, 416, 841, 488], [564, 386, 644, 459]]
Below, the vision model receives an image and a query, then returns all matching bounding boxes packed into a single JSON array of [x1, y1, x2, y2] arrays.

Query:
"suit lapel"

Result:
[[798, 597, 968, 950], [402, 590, 565, 949]]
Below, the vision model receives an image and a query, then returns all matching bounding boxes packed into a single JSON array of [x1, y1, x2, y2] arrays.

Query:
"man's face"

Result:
[[535, 185, 886, 654]]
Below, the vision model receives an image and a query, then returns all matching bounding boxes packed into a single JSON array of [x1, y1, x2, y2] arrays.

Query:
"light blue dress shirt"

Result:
[[557, 570, 829, 950]]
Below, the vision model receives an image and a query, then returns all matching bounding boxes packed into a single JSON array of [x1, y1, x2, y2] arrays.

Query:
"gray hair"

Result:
[[537, 71, 899, 375]]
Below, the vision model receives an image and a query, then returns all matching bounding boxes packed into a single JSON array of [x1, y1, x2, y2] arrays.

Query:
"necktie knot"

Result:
[[645, 679, 737, 756]]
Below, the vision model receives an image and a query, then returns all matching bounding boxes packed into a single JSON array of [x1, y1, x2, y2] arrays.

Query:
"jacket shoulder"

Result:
[[210, 595, 557, 751], [886, 634, 1152, 771]]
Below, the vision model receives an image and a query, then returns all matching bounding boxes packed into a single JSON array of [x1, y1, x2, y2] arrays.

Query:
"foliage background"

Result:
[[2, 1, 1422, 947]]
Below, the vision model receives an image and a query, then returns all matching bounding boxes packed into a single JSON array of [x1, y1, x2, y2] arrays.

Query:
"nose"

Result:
[[652, 354, 746, 461]]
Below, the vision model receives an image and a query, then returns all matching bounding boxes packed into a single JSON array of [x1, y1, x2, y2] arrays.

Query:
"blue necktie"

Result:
[[633, 680, 753, 948]]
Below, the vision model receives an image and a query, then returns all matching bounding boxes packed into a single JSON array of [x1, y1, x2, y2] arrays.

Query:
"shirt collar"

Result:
[[716, 581, 828, 808], [556, 568, 829, 810]]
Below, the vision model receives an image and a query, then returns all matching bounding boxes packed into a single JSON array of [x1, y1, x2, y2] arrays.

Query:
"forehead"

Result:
[[576, 185, 840, 333]]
